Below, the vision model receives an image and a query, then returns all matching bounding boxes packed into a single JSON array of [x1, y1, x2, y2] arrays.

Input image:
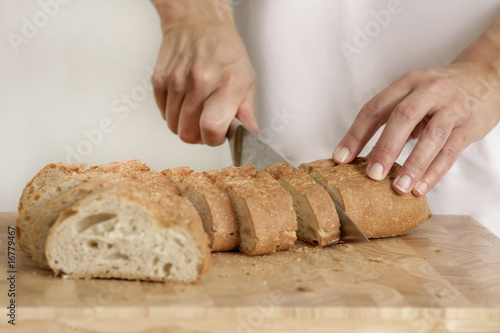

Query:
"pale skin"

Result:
[[152, 0, 500, 196]]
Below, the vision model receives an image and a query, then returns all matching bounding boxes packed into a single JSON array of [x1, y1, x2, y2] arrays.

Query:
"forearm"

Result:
[[454, 14, 500, 78], [151, 0, 234, 26]]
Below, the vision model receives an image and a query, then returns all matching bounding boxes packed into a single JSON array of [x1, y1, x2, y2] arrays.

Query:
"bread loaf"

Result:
[[266, 162, 340, 247], [162, 166, 239, 252], [204, 164, 297, 255], [46, 182, 210, 283], [300, 157, 432, 238]]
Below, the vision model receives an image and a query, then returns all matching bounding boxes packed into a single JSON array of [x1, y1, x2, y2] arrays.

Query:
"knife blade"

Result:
[[227, 118, 369, 243]]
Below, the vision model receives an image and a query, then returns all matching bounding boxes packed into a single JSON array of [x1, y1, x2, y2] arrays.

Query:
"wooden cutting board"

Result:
[[1, 213, 499, 333]]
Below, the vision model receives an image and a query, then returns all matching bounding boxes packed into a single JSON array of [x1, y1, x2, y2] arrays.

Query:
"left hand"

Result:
[[333, 60, 500, 196]]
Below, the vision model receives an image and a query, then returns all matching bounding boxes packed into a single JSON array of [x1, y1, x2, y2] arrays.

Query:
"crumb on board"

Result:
[[435, 293, 448, 299], [246, 272, 251, 276], [355, 280, 360, 284], [219, 274, 229, 278], [331, 268, 344, 272], [422, 256, 427, 260], [342, 244, 352, 249], [123, 295, 130, 301], [333, 258, 344, 262], [434, 249, 443, 253], [295, 278, 303, 283], [297, 286, 314, 292], [369, 258, 383, 263]]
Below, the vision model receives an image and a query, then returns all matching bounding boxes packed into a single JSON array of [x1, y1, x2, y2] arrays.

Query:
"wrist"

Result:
[[151, 0, 233, 25]]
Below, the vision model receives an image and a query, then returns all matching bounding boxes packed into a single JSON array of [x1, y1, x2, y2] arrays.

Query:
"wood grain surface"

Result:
[[0, 213, 499, 333]]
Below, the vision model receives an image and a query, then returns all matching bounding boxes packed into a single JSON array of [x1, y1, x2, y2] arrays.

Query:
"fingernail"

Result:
[[333, 147, 350, 163], [413, 181, 428, 196], [394, 175, 412, 193], [367, 162, 385, 181]]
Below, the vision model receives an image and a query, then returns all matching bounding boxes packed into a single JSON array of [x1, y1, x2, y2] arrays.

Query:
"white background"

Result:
[[0, 0, 232, 212]]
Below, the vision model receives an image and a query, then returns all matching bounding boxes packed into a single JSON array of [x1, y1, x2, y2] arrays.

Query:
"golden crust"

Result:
[[266, 163, 340, 247], [18, 162, 88, 212], [300, 157, 432, 238], [204, 164, 297, 255]]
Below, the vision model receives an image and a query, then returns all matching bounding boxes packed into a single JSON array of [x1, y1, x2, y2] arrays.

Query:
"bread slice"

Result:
[[204, 164, 297, 255], [16, 172, 101, 254], [162, 166, 239, 252], [45, 182, 211, 283], [29, 176, 123, 269], [18, 162, 87, 211], [300, 157, 432, 238], [266, 163, 340, 247]]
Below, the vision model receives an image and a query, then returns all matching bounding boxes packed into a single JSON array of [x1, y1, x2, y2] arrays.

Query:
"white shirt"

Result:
[[233, 0, 500, 236]]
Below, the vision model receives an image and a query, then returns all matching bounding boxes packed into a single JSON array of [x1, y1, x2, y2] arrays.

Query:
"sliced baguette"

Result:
[[46, 182, 210, 283], [29, 176, 124, 269], [162, 166, 239, 252], [18, 162, 88, 212], [300, 157, 432, 238], [266, 162, 340, 247], [16, 172, 101, 254], [204, 164, 297, 256]]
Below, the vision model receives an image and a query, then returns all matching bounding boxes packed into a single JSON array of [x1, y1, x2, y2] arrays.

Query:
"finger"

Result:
[[392, 111, 455, 194], [152, 70, 168, 119], [333, 79, 414, 164], [200, 85, 246, 146], [235, 84, 259, 134], [412, 127, 470, 196], [409, 119, 428, 141], [366, 91, 439, 181], [165, 90, 184, 134], [166, 55, 191, 135]]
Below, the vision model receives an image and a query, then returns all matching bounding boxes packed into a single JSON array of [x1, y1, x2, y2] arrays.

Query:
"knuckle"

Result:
[[427, 124, 448, 143], [440, 146, 457, 163], [200, 117, 225, 145], [376, 142, 395, 156], [427, 77, 451, 92], [178, 129, 199, 144], [395, 102, 419, 122], [405, 154, 426, 173], [400, 70, 421, 84], [190, 65, 213, 89], [152, 71, 168, 91], [360, 100, 382, 119]]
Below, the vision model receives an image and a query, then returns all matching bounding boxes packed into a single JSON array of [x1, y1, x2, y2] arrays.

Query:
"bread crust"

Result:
[[162, 166, 239, 252], [18, 162, 88, 212], [300, 157, 432, 238], [204, 164, 297, 255], [266, 163, 340, 247]]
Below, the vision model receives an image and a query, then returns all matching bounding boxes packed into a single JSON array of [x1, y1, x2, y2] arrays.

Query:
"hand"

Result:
[[333, 60, 500, 196], [151, 0, 258, 146]]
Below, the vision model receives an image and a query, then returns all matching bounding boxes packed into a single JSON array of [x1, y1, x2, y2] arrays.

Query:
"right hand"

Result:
[[151, 0, 258, 146]]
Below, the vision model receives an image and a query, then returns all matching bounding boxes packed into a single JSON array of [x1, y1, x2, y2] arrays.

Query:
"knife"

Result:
[[227, 118, 369, 243]]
